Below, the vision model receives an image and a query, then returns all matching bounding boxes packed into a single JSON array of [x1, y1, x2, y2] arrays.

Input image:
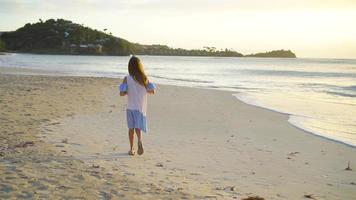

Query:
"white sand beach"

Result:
[[1, 68, 355, 199]]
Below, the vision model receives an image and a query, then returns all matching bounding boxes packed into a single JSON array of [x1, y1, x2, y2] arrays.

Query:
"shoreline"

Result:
[[4, 52, 356, 60], [1, 65, 355, 148], [234, 94, 356, 149], [288, 116, 356, 148], [1, 70, 355, 199], [0, 50, 296, 58]]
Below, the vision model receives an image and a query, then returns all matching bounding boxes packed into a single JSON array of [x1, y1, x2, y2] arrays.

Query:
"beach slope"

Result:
[[0, 70, 355, 199]]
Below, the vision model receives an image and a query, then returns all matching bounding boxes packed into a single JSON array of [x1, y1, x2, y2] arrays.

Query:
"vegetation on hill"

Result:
[[245, 50, 296, 58], [0, 39, 5, 51], [0, 19, 295, 58], [1, 19, 132, 55], [132, 44, 243, 57]]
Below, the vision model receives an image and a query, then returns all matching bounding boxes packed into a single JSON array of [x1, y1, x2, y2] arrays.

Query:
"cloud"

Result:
[[1, 0, 356, 58], [2, 0, 356, 15]]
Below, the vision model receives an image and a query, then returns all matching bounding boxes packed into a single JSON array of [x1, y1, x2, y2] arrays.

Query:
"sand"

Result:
[[1, 68, 355, 199]]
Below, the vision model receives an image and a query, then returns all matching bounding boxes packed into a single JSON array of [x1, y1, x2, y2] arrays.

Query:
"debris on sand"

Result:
[[344, 162, 352, 171], [14, 141, 35, 148], [218, 186, 237, 192], [230, 186, 237, 191], [304, 194, 316, 199], [92, 164, 100, 168], [156, 163, 164, 167], [287, 151, 300, 156], [242, 196, 265, 200], [61, 138, 68, 143]]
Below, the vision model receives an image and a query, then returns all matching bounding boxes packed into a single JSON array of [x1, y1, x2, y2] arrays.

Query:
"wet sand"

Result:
[[1, 69, 355, 199]]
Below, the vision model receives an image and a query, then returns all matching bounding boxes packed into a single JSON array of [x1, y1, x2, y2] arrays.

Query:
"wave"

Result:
[[299, 83, 339, 88], [288, 116, 356, 148], [326, 91, 356, 98], [299, 83, 356, 98], [3, 54, 356, 148], [233, 93, 356, 148], [241, 69, 356, 78], [150, 75, 214, 84], [342, 85, 356, 91]]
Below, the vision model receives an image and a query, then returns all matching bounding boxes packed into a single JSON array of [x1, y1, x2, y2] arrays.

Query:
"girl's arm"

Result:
[[120, 77, 128, 96], [147, 81, 155, 94]]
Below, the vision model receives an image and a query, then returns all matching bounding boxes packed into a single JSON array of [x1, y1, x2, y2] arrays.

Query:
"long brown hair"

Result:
[[128, 56, 148, 87]]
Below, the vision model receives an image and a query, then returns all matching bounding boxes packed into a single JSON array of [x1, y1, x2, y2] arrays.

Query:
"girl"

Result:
[[120, 56, 155, 156]]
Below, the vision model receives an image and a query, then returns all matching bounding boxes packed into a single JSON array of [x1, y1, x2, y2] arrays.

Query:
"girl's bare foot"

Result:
[[137, 141, 144, 155], [128, 149, 136, 156]]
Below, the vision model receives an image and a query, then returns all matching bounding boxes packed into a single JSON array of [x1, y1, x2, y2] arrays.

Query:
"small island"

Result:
[[0, 19, 296, 58], [245, 50, 296, 58]]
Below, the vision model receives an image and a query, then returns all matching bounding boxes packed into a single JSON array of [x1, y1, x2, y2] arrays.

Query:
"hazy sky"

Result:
[[1, 0, 356, 58]]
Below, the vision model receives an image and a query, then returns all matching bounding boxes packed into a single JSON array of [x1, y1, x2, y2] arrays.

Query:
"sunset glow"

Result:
[[1, 0, 356, 58]]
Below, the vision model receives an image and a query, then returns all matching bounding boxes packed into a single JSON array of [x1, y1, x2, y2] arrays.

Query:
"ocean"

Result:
[[1, 53, 355, 147]]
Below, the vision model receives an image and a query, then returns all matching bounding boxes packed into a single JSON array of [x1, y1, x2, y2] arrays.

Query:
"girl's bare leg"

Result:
[[128, 128, 135, 151], [135, 128, 142, 142], [135, 128, 144, 155]]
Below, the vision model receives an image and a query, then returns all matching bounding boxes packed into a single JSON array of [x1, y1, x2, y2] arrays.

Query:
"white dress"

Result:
[[125, 75, 148, 132]]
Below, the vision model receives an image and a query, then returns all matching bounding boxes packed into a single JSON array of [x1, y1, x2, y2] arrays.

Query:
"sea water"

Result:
[[1, 53, 355, 147]]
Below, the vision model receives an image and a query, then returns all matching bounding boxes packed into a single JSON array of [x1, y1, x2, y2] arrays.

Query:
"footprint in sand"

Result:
[[0, 184, 13, 193], [18, 191, 34, 198], [156, 163, 164, 167]]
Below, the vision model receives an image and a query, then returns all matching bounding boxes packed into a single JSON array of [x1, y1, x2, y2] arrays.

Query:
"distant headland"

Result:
[[0, 19, 296, 58]]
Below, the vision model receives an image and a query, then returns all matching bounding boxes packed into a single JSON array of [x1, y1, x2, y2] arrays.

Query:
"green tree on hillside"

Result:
[[0, 39, 5, 51], [0, 18, 296, 57], [246, 49, 296, 58]]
